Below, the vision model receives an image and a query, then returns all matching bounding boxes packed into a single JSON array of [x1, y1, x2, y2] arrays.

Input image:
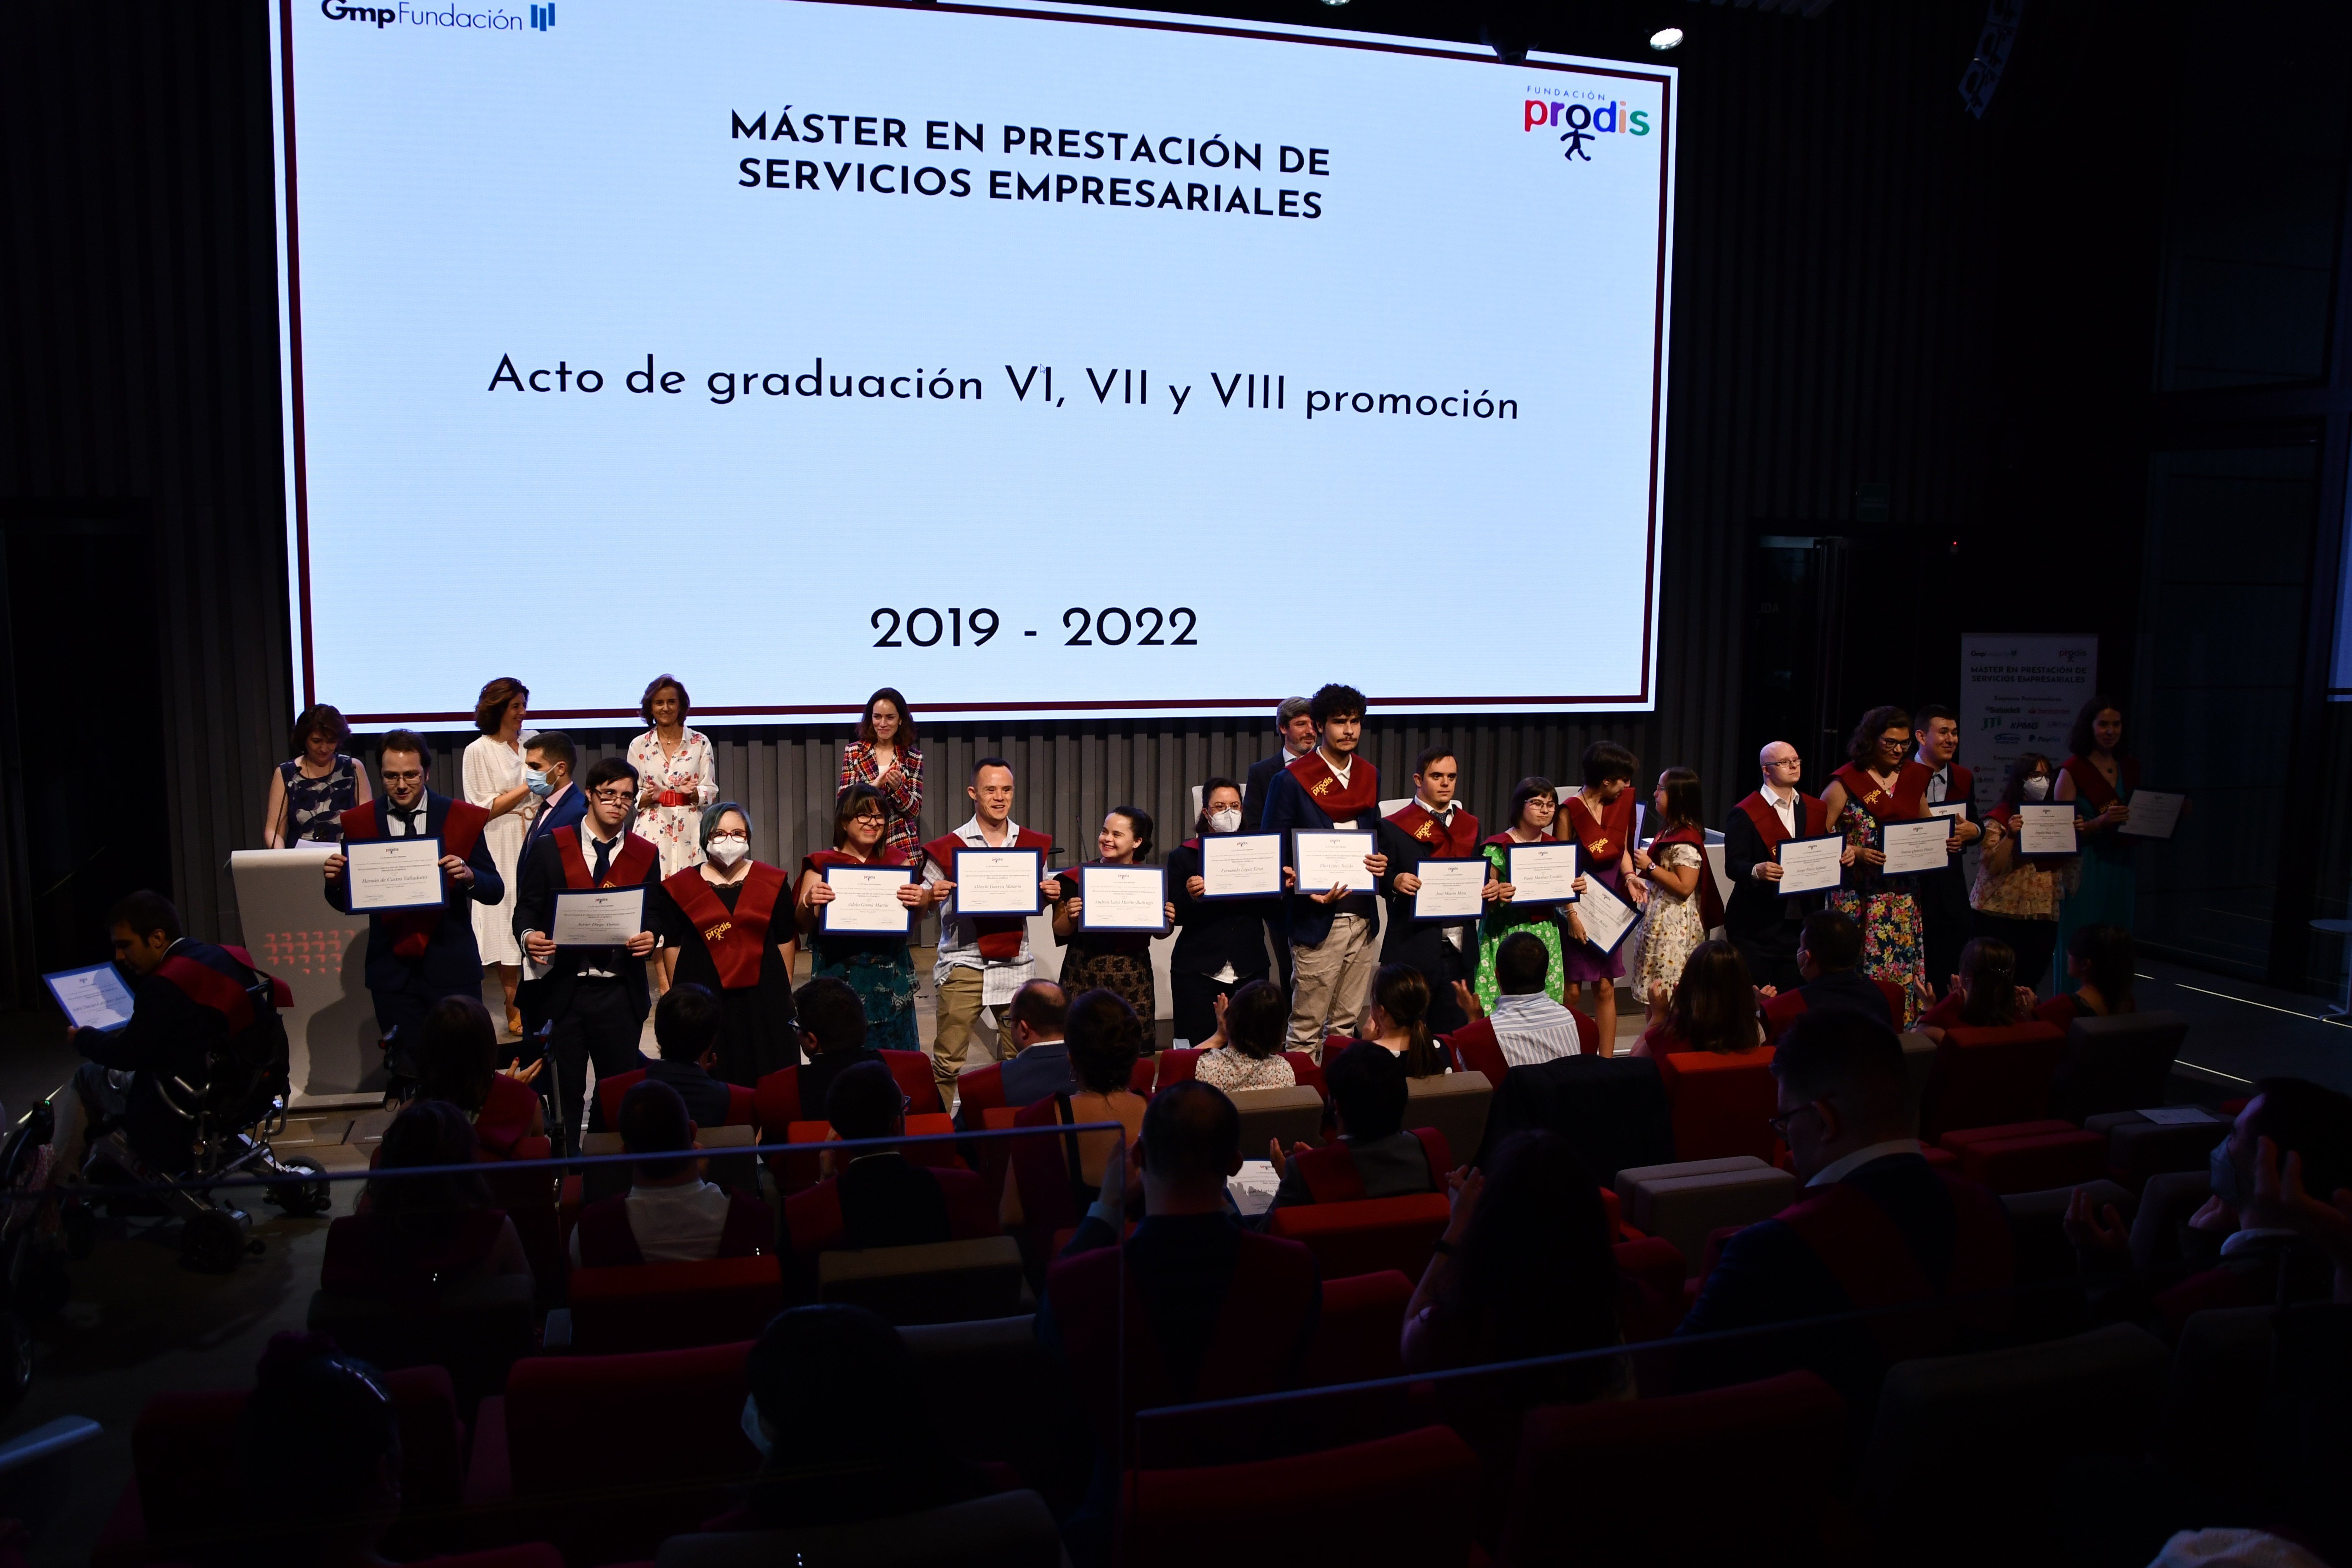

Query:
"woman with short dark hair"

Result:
[[1167, 777, 1278, 1047], [463, 676, 535, 1034], [791, 782, 944, 1051], [262, 702, 371, 847], [836, 687, 925, 867]]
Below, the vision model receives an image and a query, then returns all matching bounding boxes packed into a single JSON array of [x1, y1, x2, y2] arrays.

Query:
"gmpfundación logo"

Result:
[[1521, 86, 1652, 166], [318, 0, 556, 33]]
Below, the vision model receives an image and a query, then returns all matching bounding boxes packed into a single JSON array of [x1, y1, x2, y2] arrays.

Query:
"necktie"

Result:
[[390, 804, 422, 836], [592, 835, 612, 885]]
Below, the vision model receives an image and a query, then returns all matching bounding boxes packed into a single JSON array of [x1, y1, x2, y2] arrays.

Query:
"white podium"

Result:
[[226, 848, 382, 1105]]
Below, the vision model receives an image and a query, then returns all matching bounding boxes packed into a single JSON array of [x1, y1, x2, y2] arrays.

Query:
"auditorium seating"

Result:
[[1935, 1119, 2109, 1194], [1612, 1235, 1693, 1341], [2046, 1011, 2189, 1124], [773, 1113, 960, 1195], [897, 1314, 1092, 1508], [1228, 1085, 1327, 1156], [1267, 1192, 1452, 1281], [817, 1236, 1027, 1325], [652, 1490, 1065, 1567], [305, 1274, 536, 1410], [1915, 1022, 2067, 1142], [1652, 1048, 1778, 1162], [2088, 1107, 2222, 1188], [1150, 1046, 1329, 1100], [580, 1122, 762, 1204], [2129, 1170, 2215, 1279], [1404, 1072, 1492, 1168], [1118, 1425, 1482, 1568], [596, 1067, 760, 1132], [556, 1255, 787, 1355], [753, 1051, 942, 1127], [1614, 1157, 1796, 1277], [1495, 1372, 1847, 1568], [1473, 1054, 1675, 1180], [1899, 1030, 1939, 1116]]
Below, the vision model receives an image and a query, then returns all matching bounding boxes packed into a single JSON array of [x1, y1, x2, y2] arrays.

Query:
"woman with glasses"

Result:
[[650, 802, 800, 1085], [1472, 777, 1592, 1011], [836, 687, 925, 868], [1819, 705, 1931, 1024], [792, 784, 947, 1052]]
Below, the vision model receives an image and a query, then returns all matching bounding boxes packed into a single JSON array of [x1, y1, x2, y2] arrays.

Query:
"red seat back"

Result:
[[566, 1255, 787, 1356], [1129, 1057, 1158, 1095], [882, 1048, 946, 1115], [1919, 1024, 2066, 1142], [1285, 1052, 1329, 1098], [1154, 1049, 1203, 1090], [595, 1067, 650, 1129], [1655, 1048, 1778, 1163], [1266, 1192, 1452, 1282], [774, 1113, 961, 1193], [1301, 1269, 1412, 1388], [1122, 1426, 1481, 1568], [1613, 1235, 1690, 1341], [504, 1341, 758, 1498], [482, 1134, 562, 1290], [598, 1069, 759, 1131]]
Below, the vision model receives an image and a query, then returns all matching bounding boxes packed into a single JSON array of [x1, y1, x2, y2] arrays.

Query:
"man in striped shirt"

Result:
[[1446, 932, 1586, 1078]]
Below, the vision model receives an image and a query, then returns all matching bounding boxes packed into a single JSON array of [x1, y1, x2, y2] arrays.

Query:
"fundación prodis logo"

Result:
[[317, 0, 556, 33], [1521, 89, 1651, 165]]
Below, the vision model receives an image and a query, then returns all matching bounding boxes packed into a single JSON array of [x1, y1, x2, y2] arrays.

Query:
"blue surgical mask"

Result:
[[524, 768, 553, 798], [740, 1393, 772, 1457]]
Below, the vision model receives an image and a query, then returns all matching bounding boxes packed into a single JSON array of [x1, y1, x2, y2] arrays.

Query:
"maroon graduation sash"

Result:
[[1563, 791, 1635, 863], [2061, 755, 2140, 811], [1829, 763, 1929, 825], [801, 846, 911, 877], [923, 828, 1052, 960], [1735, 789, 1829, 849], [662, 861, 788, 989], [1650, 824, 1726, 932], [553, 827, 660, 891], [155, 953, 255, 1035], [342, 796, 488, 958], [1386, 801, 1482, 859], [1286, 750, 1380, 821]]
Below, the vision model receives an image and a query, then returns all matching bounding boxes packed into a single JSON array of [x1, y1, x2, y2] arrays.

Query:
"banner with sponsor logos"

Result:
[[1957, 632, 2098, 820], [270, 0, 1676, 724]]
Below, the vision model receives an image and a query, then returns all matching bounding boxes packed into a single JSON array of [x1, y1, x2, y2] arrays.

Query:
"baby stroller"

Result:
[[0, 1100, 73, 1412]]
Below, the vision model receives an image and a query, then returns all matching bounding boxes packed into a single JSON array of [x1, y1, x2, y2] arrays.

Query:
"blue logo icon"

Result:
[[530, 3, 553, 28]]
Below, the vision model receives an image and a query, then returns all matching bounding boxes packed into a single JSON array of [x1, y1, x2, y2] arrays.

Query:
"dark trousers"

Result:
[[1918, 866, 1972, 998], [547, 979, 649, 1153], [1971, 910, 2061, 996], [1171, 971, 1253, 1050], [1266, 919, 1294, 996], [370, 973, 470, 1084]]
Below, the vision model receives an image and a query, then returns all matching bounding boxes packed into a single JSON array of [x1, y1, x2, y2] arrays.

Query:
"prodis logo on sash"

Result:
[[1521, 87, 1652, 166], [317, 0, 557, 34]]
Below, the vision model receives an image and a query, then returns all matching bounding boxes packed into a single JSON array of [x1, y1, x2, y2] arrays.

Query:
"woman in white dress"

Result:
[[626, 673, 718, 991], [463, 677, 537, 1037]]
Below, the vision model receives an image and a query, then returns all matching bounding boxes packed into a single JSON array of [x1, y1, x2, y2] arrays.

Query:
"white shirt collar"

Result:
[[1806, 1137, 1923, 1187], [2219, 1226, 2299, 1257], [956, 813, 1021, 848], [1415, 795, 1452, 817], [1321, 749, 1353, 787], [1762, 781, 1798, 809]]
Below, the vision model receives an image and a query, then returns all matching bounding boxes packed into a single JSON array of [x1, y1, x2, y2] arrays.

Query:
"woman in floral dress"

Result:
[[1820, 706, 1931, 1025]]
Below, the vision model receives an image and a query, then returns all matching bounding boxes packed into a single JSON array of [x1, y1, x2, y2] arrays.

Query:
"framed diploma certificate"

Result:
[[550, 886, 646, 947], [2120, 790, 2185, 841], [1079, 865, 1168, 932], [1292, 830, 1377, 894], [345, 837, 446, 913], [2016, 803, 2078, 858], [822, 866, 913, 934], [1411, 858, 1489, 922], [45, 963, 135, 1032], [1878, 819, 1949, 877], [1927, 802, 1969, 823], [948, 848, 1043, 917], [1506, 842, 1580, 904], [1198, 833, 1283, 900], [1775, 833, 1846, 896], [1570, 872, 1639, 956]]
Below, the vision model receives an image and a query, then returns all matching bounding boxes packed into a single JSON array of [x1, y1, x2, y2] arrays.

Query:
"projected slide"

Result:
[[270, 0, 1676, 723]]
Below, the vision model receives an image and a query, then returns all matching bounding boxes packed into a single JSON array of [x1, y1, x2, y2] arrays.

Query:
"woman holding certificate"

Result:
[[792, 784, 943, 1052], [2054, 698, 2141, 990], [1560, 744, 1644, 1050], [1472, 778, 1588, 1010], [835, 687, 925, 868], [1819, 706, 1931, 1026], [1167, 779, 1278, 1049], [651, 803, 799, 1086], [1630, 768, 1721, 1017], [1053, 806, 1174, 1032], [1969, 753, 2063, 992]]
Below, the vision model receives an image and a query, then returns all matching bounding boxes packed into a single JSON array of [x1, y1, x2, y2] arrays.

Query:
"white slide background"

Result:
[[272, 0, 1675, 723]]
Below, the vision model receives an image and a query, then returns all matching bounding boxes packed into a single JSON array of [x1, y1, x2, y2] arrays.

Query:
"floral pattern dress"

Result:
[[1473, 838, 1568, 1010], [1632, 843, 1708, 1006], [626, 727, 718, 877], [1827, 802, 1927, 1025]]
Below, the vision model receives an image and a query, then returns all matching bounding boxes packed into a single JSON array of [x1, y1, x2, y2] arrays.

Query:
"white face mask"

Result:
[[2022, 776, 2051, 802], [1208, 807, 1242, 834], [707, 834, 749, 866], [740, 1394, 773, 1457]]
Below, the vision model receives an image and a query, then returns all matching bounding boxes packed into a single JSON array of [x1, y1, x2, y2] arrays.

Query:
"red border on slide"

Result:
[[286, 0, 1674, 721]]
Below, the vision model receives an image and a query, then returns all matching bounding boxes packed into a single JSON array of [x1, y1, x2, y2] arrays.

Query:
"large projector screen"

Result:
[[269, 0, 1675, 725]]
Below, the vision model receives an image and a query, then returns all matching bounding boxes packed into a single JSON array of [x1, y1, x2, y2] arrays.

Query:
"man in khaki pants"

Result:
[[1260, 684, 1389, 1056], [920, 757, 1062, 1094]]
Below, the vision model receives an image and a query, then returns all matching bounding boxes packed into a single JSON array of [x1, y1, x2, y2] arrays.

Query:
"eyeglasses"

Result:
[[591, 788, 634, 804], [380, 769, 423, 783], [1766, 1102, 1822, 1137]]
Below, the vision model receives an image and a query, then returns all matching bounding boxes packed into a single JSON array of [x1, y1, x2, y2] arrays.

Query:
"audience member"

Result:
[[1759, 909, 1906, 1036], [571, 1079, 773, 1267], [781, 1060, 993, 1291], [1331, 962, 1450, 1077], [1168, 778, 1280, 1045], [463, 675, 535, 1037], [2037, 923, 2138, 1029], [779, 976, 883, 1124], [262, 702, 370, 848], [231, 1332, 405, 1567], [1968, 751, 2062, 991], [322, 1100, 531, 1297], [1005, 989, 1150, 1230], [1675, 1009, 2014, 1408], [649, 802, 800, 1086], [716, 1304, 986, 1532], [995, 978, 1077, 1105], [1191, 979, 1296, 1092], [408, 994, 544, 1158], [1445, 931, 1586, 1079], [1264, 1041, 1446, 1213], [638, 982, 736, 1126], [1634, 939, 1766, 1057], [1915, 936, 2032, 1038]]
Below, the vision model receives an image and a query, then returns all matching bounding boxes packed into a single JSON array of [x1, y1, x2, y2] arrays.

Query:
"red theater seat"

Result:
[[565, 1255, 787, 1355], [1152, 1048, 1328, 1099], [597, 1067, 757, 1131], [772, 1112, 960, 1194], [1917, 1023, 2067, 1142], [1268, 1192, 1453, 1282], [1613, 1235, 1690, 1341], [481, 1134, 564, 1293], [754, 1050, 942, 1130], [1655, 1048, 1778, 1163], [1938, 1120, 2108, 1195]]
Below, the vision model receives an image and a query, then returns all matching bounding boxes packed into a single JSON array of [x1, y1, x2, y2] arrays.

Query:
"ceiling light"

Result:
[[1649, 27, 1684, 49]]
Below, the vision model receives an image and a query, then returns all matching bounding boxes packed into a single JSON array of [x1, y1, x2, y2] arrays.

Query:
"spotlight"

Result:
[[1318, 0, 1349, 6], [1648, 27, 1684, 50]]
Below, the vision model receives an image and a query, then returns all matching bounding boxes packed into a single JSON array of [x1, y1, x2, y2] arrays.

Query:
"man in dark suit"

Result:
[[1241, 696, 1318, 995], [1376, 746, 1488, 1034], [515, 730, 585, 864], [1676, 1008, 2014, 1410], [324, 729, 504, 1080], [781, 1059, 995, 1296], [513, 756, 661, 1150], [1722, 740, 1837, 993], [1911, 705, 1981, 999]]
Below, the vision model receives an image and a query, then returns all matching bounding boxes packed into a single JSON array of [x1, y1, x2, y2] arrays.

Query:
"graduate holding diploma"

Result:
[[794, 783, 942, 1052], [2053, 697, 2178, 990], [1559, 742, 1646, 1055], [1722, 741, 1847, 993], [1376, 747, 1492, 1034], [650, 803, 799, 1086], [1818, 706, 1933, 1025], [513, 757, 661, 1149], [1474, 777, 1590, 1011], [1168, 779, 1290, 1048], [1054, 806, 1173, 1037], [1258, 683, 1389, 1054]]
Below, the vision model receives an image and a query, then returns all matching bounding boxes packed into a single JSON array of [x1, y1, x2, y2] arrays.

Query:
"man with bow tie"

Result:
[[323, 729, 505, 1083], [1375, 746, 1496, 1034]]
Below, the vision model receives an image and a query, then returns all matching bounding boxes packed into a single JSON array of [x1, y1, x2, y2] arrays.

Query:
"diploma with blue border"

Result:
[[1410, 858, 1489, 922], [1198, 833, 1283, 900], [823, 865, 913, 934], [1775, 833, 1846, 896], [345, 836, 446, 913], [1571, 873, 1639, 957], [1079, 865, 1168, 932], [1506, 841, 1579, 904], [46, 963, 135, 1032], [949, 848, 1043, 917]]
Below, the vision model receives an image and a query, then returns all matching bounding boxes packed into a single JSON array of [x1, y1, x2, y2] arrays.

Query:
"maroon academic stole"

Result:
[[554, 827, 659, 891], [1650, 824, 1726, 932], [1386, 801, 1482, 859], [922, 828, 1052, 960], [2061, 755, 2140, 811], [1829, 763, 1929, 825], [1562, 792, 1634, 864], [1287, 750, 1380, 821], [801, 846, 911, 878], [662, 862, 788, 989], [1736, 789, 1829, 849], [342, 796, 488, 958]]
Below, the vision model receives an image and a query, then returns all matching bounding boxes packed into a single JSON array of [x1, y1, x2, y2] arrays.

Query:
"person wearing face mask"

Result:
[[1053, 806, 1176, 1040], [1168, 778, 1282, 1048], [513, 756, 664, 1149], [648, 802, 800, 1086], [514, 730, 585, 866], [1376, 747, 1495, 1035], [792, 783, 949, 1052], [324, 729, 505, 1074], [1968, 751, 2063, 993], [1722, 740, 1843, 994]]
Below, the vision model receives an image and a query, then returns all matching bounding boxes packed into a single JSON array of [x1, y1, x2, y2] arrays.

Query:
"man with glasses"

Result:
[[324, 729, 504, 1078], [514, 756, 663, 1150], [1723, 740, 1842, 994]]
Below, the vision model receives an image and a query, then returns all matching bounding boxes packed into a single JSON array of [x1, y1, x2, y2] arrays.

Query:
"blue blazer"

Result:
[[326, 790, 505, 999], [517, 783, 588, 865], [1259, 765, 1380, 950]]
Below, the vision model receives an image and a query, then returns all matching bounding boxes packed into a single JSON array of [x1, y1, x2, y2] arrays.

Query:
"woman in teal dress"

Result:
[[791, 783, 942, 1050], [2053, 697, 2139, 994], [1472, 776, 1590, 1010]]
